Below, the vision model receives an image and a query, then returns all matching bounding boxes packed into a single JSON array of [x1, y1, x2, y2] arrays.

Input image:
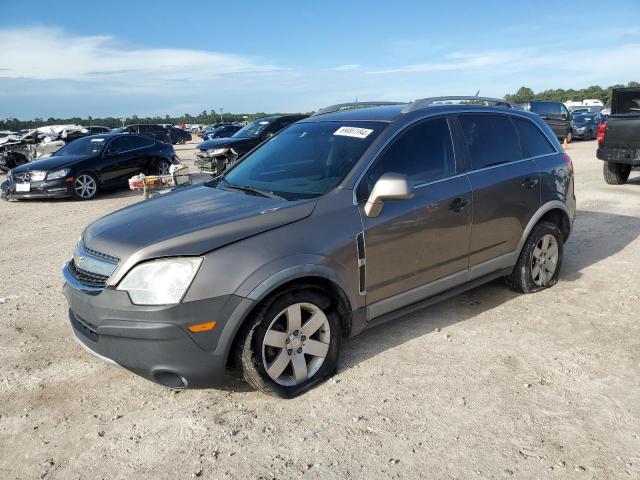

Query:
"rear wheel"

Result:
[[603, 162, 631, 185], [72, 172, 99, 200], [234, 286, 341, 398], [506, 222, 563, 294]]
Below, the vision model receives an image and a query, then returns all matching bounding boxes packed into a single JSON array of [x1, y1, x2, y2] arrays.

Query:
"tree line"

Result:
[[0, 110, 302, 132], [3, 81, 638, 131], [504, 81, 639, 105]]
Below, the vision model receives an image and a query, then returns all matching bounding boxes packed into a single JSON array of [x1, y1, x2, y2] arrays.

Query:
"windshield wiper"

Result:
[[224, 183, 285, 200]]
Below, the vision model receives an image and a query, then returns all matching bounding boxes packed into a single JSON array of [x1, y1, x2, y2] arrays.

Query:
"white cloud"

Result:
[[0, 26, 280, 84], [334, 64, 360, 71]]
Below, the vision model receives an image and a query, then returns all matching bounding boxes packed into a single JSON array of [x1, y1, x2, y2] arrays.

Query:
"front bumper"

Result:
[[1, 177, 72, 200], [63, 263, 255, 388], [596, 147, 640, 165]]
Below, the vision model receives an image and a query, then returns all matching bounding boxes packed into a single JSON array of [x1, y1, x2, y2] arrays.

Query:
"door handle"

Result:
[[449, 198, 468, 212], [522, 177, 539, 190]]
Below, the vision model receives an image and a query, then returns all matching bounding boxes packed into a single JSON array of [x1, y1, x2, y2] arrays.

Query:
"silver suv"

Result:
[[63, 97, 576, 397]]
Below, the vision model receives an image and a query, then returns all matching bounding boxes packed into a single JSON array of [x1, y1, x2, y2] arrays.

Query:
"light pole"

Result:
[[219, 108, 224, 124]]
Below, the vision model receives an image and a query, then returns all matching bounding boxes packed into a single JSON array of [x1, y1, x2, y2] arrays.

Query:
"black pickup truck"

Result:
[[597, 87, 640, 184]]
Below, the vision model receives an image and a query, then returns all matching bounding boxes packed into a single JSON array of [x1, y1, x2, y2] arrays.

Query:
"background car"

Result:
[[113, 124, 171, 144], [165, 126, 192, 144], [514, 100, 573, 141], [85, 126, 112, 135], [195, 115, 308, 175], [570, 113, 601, 140], [1, 134, 177, 201], [204, 124, 242, 140]]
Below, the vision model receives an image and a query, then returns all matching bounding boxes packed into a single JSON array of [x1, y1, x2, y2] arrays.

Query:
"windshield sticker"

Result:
[[334, 126, 374, 139], [90, 138, 105, 142]]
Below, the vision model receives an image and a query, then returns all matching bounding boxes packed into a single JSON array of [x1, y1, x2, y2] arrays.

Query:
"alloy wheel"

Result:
[[157, 161, 171, 176], [261, 302, 330, 387], [531, 234, 559, 286], [74, 174, 97, 199]]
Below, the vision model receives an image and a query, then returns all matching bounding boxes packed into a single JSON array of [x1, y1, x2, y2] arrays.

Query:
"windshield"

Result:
[[54, 136, 107, 156], [232, 119, 273, 138], [221, 121, 385, 200], [572, 114, 594, 123]]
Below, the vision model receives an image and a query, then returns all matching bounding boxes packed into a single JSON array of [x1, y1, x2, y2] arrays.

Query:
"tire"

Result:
[[506, 221, 564, 294], [72, 172, 99, 200], [234, 285, 342, 398], [603, 162, 631, 185], [157, 159, 172, 176], [565, 131, 572, 143]]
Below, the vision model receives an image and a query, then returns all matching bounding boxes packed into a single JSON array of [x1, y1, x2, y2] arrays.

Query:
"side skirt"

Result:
[[362, 267, 512, 331]]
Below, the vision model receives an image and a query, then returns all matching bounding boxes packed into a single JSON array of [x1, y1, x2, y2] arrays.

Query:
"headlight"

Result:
[[208, 148, 229, 156], [28, 170, 47, 181], [117, 257, 202, 305], [47, 168, 70, 180]]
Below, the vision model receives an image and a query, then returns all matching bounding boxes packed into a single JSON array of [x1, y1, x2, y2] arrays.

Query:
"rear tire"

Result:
[[603, 162, 631, 185], [506, 222, 563, 294], [234, 285, 342, 398], [157, 159, 172, 176]]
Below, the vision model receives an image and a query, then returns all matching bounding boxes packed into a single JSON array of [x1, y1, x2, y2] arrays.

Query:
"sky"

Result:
[[1, 0, 639, 119]]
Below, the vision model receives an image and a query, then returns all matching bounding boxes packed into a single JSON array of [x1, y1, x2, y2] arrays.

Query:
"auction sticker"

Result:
[[334, 126, 373, 139]]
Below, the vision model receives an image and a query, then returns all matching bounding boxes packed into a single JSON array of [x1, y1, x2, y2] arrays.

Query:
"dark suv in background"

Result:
[[114, 124, 172, 144], [514, 100, 572, 142], [63, 97, 575, 397], [195, 114, 308, 175]]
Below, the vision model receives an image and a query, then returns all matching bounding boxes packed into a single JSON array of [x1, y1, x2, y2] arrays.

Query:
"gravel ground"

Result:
[[0, 138, 639, 479]]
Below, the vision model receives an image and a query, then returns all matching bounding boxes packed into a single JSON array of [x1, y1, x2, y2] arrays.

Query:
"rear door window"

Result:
[[513, 118, 556, 157], [357, 117, 455, 200], [458, 114, 523, 169]]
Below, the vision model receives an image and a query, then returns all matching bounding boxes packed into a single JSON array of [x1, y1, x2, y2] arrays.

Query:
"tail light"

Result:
[[597, 121, 606, 145], [560, 152, 573, 174]]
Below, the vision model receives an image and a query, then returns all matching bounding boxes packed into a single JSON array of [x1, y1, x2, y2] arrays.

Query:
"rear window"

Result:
[[459, 114, 522, 169], [612, 89, 640, 115], [513, 118, 555, 157], [529, 102, 562, 116]]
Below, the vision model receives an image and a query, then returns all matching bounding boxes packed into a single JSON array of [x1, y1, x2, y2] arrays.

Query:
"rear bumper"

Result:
[[597, 147, 640, 165], [63, 270, 256, 389]]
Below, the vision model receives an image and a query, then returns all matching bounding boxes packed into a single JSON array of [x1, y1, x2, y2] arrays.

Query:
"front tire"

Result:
[[72, 172, 99, 200], [506, 222, 563, 294], [234, 286, 342, 398], [157, 159, 172, 176], [603, 162, 631, 185]]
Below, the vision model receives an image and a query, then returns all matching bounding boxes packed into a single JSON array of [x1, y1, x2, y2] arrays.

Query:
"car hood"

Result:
[[82, 184, 317, 284], [12, 154, 94, 172], [197, 136, 256, 151]]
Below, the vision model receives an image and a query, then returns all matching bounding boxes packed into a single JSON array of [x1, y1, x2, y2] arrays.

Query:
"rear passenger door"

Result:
[[456, 113, 540, 272], [357, 116, 472, 309]]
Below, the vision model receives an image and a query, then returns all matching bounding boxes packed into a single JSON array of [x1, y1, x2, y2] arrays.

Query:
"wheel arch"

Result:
[[516, 201, 572, 260]]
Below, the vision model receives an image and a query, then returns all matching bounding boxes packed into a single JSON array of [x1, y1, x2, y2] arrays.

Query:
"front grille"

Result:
[[13, 172, 29, 182], [81, 245, 120, 264], [68, 259, 109, 287], [71, 312, 98, 342]]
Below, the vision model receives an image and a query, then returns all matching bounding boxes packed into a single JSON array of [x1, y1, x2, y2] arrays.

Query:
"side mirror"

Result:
[[364, 172, 414, 217]]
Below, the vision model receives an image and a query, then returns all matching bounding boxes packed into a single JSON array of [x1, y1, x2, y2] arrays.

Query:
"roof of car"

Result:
[[302, 104, 407, 123]]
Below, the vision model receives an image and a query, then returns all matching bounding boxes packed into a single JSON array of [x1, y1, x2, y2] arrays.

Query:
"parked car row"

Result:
[[59, 97, 575, 397]]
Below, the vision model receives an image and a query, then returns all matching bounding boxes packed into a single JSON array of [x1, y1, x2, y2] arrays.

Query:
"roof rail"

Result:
[[401, 96, 516, 114], [312, 101, 406, 116]]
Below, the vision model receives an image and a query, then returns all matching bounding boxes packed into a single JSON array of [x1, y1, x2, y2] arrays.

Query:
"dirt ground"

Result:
[[0, 138, 639, 479]]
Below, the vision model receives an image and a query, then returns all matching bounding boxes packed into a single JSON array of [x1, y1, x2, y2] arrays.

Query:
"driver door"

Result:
[[356, 116, 472, 317]]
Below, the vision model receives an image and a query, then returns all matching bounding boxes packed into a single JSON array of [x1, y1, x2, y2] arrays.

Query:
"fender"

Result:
[[238, 253, 359, 311], [515, 200, 573, 260]]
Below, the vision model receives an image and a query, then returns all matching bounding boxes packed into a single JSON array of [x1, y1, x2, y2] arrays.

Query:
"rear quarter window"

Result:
[[458, 114, 522, 169], [513, 118, 556, 157]]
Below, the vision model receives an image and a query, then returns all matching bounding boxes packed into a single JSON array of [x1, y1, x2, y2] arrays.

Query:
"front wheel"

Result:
[[157, 159, 172, 176], [603, 162, 631, 185], [72, 172, 99, 200], [234, 286, 341, 398], [506, 222, 564, 294]]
